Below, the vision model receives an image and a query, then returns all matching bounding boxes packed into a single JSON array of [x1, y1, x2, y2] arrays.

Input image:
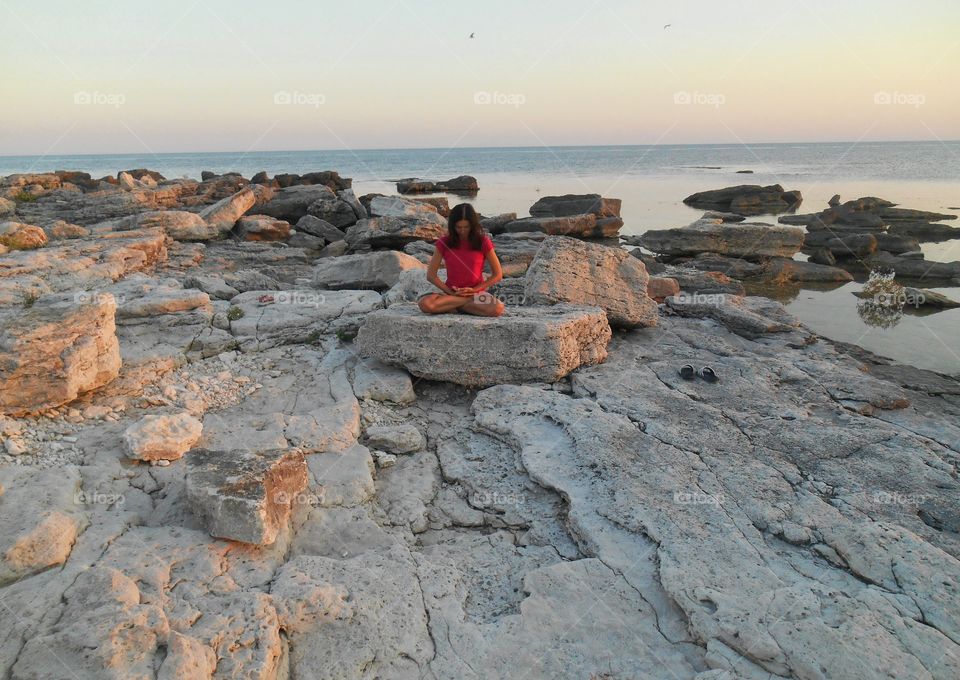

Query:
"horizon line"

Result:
[[2, 138, 959, 161]]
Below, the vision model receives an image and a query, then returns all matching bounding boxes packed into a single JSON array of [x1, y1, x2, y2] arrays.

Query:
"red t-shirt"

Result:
[[436, 234, 494, 289]]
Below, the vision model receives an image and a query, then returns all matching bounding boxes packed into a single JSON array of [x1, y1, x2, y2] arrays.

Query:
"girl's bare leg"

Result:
[[459, 292, 505, 317], [418, 293, 473, 314]]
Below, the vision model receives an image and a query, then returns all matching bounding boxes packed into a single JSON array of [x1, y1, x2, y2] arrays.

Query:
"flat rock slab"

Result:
[[524, 235, 658, 327], [630, 217, 805, 259], [312, 250, 425, 291], [185, 447, 308, 545], [356, 303, 611, 386], [666, 293, 801, 338]]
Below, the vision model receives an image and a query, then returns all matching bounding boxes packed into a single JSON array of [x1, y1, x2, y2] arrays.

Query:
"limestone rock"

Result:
[[296, 214, 345, 241], [365, 423, 425, 454], [254, 184, 336, 222], [312, 250, 426, 291], [198, 186, 257, 234], [357, 303, 611, 386], [0, 291, 121, 416], [529, 193, 621, 218], [647, 276, 680, 302], [524, 236, 658, 328], [0, 466, 84, 586], [123, 413, 203, 462], [666, 293, 801, 337], [683, 184, 802, 215], [345, 214, 446, 250], [0, 221, 47, 250], [234, 215, 291, 241], [629, 216, 805, 259], [185, 447, 308, 545], [367, 195, 439, 218], [396, 175, 478, 194], [351, 357, 416, 404]]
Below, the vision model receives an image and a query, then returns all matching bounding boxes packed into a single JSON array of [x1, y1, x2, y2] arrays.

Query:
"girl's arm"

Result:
[[426, 247, 454, 294], [469, 248, 503, 292]]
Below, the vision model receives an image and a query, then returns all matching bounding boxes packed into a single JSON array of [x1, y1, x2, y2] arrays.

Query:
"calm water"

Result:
[[2, 142, 958, 374]]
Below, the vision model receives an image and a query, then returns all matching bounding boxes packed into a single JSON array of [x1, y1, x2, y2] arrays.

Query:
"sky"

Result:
[[0, 0, 958, 155]]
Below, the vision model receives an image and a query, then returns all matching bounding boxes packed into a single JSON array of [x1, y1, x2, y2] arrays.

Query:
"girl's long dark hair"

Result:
[[447, 203, 484, 250]]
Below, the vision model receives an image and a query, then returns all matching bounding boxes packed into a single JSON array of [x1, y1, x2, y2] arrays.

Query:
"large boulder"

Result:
[[0, 221, 47, 250], [345, 214, 446, 250], [185, 448, 308, 545], [357, 303, 611, 386], [234, 215, 291, 242], [198, 186, 258, 234], [367, 196, 439, 218], [306, 190, 364, 229], [524, 236, 657, 328], [628, 216, 805, 259], [255, 185, 336, 222], [529, 193, 621, 218], [296, 214, 345, 242], [0, 291, 121, 416], [497, 214, 622, 239], [683, 184, 802, 215], [312, 251, 426, 291], [94, 210, 216, 241], [665, 293, 800, 338]]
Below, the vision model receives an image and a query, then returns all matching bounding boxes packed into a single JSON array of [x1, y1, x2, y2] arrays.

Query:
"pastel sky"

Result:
[[1, 0, 958, 155]]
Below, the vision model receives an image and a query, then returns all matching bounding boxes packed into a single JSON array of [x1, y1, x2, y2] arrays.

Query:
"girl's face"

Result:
[[455, 219, 471, 238]]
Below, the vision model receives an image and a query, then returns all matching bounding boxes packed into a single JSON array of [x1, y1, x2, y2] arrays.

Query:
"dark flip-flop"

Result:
[[679, 364, 696, 380], [699, 366, 719, 383]]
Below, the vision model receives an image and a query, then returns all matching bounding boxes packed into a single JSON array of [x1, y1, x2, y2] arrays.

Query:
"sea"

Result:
[[2, 141, 958, 374]]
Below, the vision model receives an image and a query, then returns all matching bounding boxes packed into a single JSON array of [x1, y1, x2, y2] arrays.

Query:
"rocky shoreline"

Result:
[[0, 168, 958, 679]]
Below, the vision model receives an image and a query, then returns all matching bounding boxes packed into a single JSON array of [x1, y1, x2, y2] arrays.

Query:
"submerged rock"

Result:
[[629, 216, 805, 259], [357, 303, 611, 386], [396, 175, 478, 194], [529, 193, 621, 218], [683, 184, 802, 215]]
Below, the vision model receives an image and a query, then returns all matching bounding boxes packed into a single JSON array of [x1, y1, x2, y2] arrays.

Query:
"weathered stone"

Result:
[[234, 215, 291, 241], [529, 193, 621, 218], [123, 413, 203, 461], [345, 214, 446, 249], [684, 184, 802, 215], [0, 292, 121, 416], [666, 293, 800, 337], [498, 214, 600, 237], [367, 195, 439, 218], [864, 251, 960, 282], [524, 236, 658, 327], [183, 274, 239, 300], [227, 289, 382, 351], [357, 303, 611, 386], [647, 276, 680, 302], [365, 423, 425, 454], [351, 357, 416, 404], [0, 466, 84, 586], [185, 447, 308, 545], [0, 221, 47, 250], [312, 251, 426, 291], [396, 175, 478, 194], [198, 186, 257, 234], [296, 214, 345, 241], [255, 185, 336, 222], [629, 216, 805, 259]]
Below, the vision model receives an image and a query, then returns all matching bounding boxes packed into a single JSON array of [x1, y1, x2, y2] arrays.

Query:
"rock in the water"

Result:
[[524, 236, 658, 328], [666, 293, 801, 337], [529, 193, 622, 218], [0, 221, 47, 250], [396, 175, 478, 194], [357, 303, 611, 386], [497, 214, 612, 238], [0, 292, 121, 416], [312, 251, 426, 291], [234, 215, 291, 242], [123, 413, 203, 462], [887, 221, 960, 242], [865, 251, 960, 283], [345, 214, 446, 250], [185, 447, 308, 545], [629, 216, 805, 259], [683, 184, 802, 215], [366, 195, 439, 218]]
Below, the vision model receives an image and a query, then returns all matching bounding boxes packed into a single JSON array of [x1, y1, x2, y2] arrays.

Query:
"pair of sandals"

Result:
[[679, 364, 719, 383]]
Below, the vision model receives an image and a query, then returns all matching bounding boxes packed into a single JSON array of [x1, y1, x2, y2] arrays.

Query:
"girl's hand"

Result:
[[454, 287, 476, 297]]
